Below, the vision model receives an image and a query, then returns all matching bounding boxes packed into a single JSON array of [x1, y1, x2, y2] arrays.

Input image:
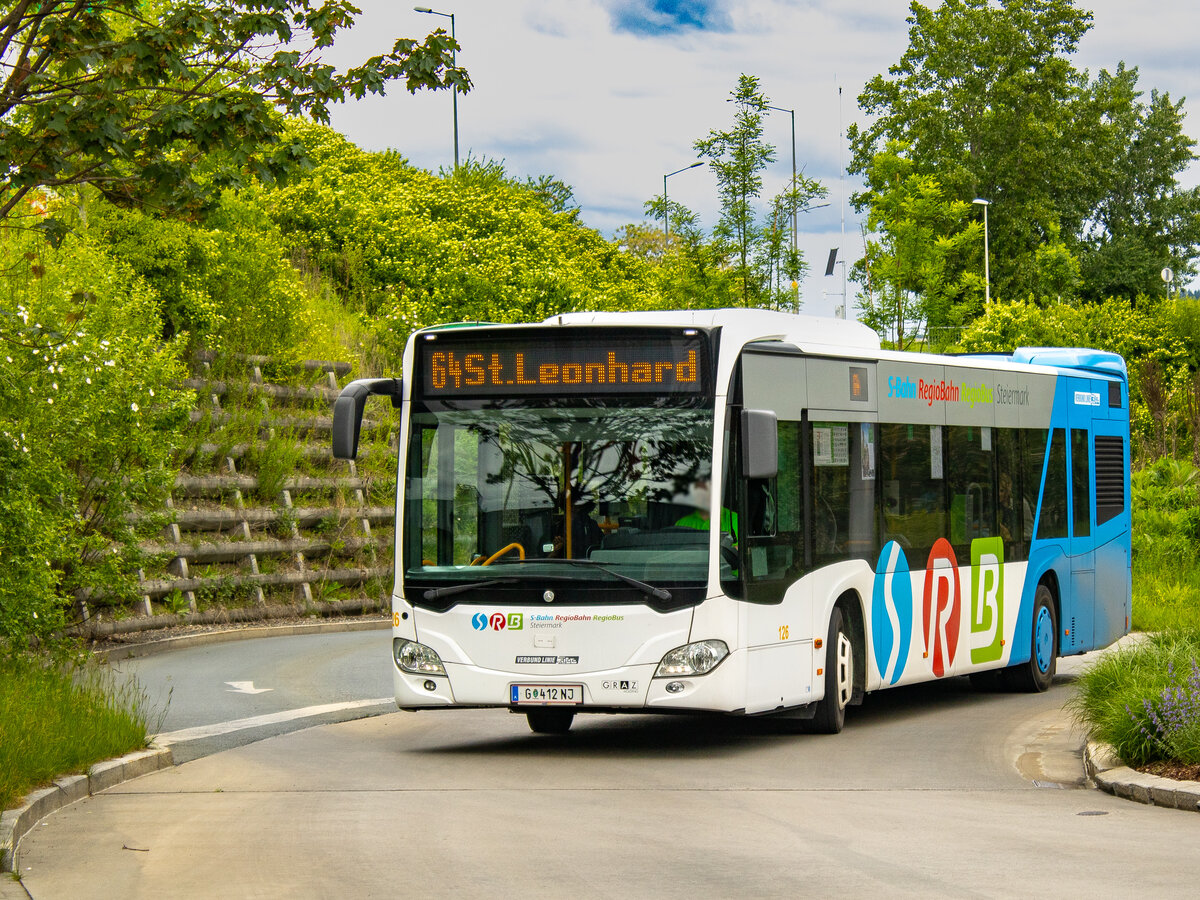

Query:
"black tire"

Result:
[[525, 708, 575, 735], [1005, 584, 1057, 693], [810, 607, 853, 734]]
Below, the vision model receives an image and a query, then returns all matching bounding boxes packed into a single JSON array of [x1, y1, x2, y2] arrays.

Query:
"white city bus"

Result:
[[333, 309, 1131, 734]]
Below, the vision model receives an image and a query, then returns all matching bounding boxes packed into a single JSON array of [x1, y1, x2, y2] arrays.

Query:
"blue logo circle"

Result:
[[471, 612, 487, 631], [872, 541, 913, 686]]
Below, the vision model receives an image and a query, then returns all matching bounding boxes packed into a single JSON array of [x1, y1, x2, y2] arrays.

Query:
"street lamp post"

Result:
[[764, 105, 797, 262], [663, 161, 703, 240], [972, 198, 990, 305], [414, 6, 458, 169]]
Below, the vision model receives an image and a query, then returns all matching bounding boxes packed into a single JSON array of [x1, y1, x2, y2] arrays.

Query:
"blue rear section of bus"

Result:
[[996, 350, 1131, 663]]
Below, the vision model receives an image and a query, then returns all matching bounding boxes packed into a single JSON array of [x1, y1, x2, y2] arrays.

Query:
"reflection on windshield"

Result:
[[404, 404, 720, 589]]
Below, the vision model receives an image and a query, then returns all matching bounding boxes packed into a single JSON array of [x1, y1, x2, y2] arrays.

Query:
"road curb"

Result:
[[4, 617, 393, 875], [1084, 740, 1200, 813], [1, 745, 174, 874], [94, 615, 389, 662]]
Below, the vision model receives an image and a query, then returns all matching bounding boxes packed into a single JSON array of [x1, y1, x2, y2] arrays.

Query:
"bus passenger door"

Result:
[[1066, 380, 1098, 652]]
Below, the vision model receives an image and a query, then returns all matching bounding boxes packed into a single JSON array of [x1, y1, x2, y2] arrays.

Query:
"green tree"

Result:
[[0, 1, 469, 224], [848, 0, 1200, 305], [690, 74, 825, 308], [1076, 65, 1200, 301], [853, 143, 981, 350], [694, 74, 776, 305], [620, 207, 736, 310], [849, 0, 1091, 303]]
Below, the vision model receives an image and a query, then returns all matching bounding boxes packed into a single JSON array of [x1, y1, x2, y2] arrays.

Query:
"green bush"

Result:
[[267, 123, 658, 361], [960, 297, 1200, 463], [1069, 630, 1200, 767], [0, 221, 192, 641], [89, 190, 308, 358]]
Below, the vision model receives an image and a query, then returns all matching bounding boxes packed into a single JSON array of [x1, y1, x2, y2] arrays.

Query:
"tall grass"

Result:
[[1131, 458, 1200, 631], [1069, 630, 1200, 766], [0, 654, 157, 810]]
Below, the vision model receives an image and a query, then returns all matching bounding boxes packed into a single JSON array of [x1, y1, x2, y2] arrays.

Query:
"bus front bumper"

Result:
[[393, 653, 749, 714]]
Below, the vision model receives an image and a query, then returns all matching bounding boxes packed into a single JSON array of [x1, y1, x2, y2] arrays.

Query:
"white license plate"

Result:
[[510, 684, 583, 705]]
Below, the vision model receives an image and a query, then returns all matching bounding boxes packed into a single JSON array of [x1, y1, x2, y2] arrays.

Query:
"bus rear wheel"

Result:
[[525, 708, 575, 735], [1005, 584, 1057, 693], [810, 607, 852, 734]]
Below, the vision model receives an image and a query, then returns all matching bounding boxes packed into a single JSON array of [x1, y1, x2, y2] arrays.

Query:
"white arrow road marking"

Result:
[[225, 681, 273, 694]]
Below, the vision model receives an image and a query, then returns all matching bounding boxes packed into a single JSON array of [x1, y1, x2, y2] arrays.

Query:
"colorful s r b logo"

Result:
[[872, 541, 912, 685], [472, 611, 524, 632], [970, 537, 1004, 664], [923, 539, 961, 677]]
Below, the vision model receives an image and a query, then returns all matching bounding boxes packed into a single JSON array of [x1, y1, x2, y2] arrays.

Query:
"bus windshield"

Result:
[[403, 402, 721, 607]]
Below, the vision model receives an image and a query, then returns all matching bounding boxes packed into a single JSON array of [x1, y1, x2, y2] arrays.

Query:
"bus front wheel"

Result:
[[1006, 584, 1057, 693], [525, 708, 574, 735], [810, 607, 852, 734]]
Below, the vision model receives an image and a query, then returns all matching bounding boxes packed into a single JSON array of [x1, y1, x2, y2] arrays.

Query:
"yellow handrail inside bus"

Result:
[[479, 542, 525, 566]]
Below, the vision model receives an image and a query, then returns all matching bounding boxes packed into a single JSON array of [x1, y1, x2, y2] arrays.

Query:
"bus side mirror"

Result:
[[741, 409, 778, 479], [332, 378, 402, 460]]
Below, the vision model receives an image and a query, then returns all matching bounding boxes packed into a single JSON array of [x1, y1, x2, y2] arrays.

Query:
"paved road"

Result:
[[112, 629, 393, 731], [15, 636, 1200, 897], [108, 629, 394, 760]]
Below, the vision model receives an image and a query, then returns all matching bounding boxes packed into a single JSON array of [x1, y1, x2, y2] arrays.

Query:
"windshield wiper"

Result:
[[529, 558, 672, 602], [422, 578, 517, 601]]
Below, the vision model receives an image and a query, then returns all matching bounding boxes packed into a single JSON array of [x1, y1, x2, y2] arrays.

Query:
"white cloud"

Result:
[[326, 1, 1200, 312]]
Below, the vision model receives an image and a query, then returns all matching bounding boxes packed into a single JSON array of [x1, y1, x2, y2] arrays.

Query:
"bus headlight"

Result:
[[655, 640, 729, 677], [394, 638, 446, 676]]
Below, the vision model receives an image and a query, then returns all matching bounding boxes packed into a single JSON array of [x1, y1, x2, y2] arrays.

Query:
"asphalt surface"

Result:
[[11, 632, 1200, 898], [108, 627, 394, 762]]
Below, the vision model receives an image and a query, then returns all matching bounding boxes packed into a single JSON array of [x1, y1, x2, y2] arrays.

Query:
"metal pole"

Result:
[[983, 203, 990, 305], [789, 108, 798, 312], [662, 162, 702, 244], [664, 173, 669, 240], [450, 12, 458, 169], [839, 85, 847, 319], [973, 198, 991, 305], [789, 108, 797, 263], [415, 7, 459, 170]]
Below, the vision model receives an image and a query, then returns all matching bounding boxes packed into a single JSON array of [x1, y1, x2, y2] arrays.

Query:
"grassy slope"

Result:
[[0, 655, 157, 810]]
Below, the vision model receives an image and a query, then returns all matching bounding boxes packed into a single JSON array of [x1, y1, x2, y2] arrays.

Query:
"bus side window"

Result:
[[995, 428, 1024, 561], [947, 425, 994, 559], [810, 421, 876, 566], [743, 420, 802, 601], [1036, 429, 1069, 540], [1021, 428, 1048, 551], [1071, 428, 1091, 538], [879, 423, 945, 561]]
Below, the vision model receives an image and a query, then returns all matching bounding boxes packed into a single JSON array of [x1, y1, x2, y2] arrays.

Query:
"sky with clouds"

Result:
[[324, 1, 1200, 316]]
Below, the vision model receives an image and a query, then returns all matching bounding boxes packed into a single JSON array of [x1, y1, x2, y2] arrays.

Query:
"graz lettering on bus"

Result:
[[428, 349, 699, 391]]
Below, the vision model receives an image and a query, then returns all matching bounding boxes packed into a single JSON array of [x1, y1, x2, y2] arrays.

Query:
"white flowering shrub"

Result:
[[0, 223, 192, 642]]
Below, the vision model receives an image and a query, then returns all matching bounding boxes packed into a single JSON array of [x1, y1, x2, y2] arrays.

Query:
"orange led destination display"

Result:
[[419, 333, 709, 397]]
